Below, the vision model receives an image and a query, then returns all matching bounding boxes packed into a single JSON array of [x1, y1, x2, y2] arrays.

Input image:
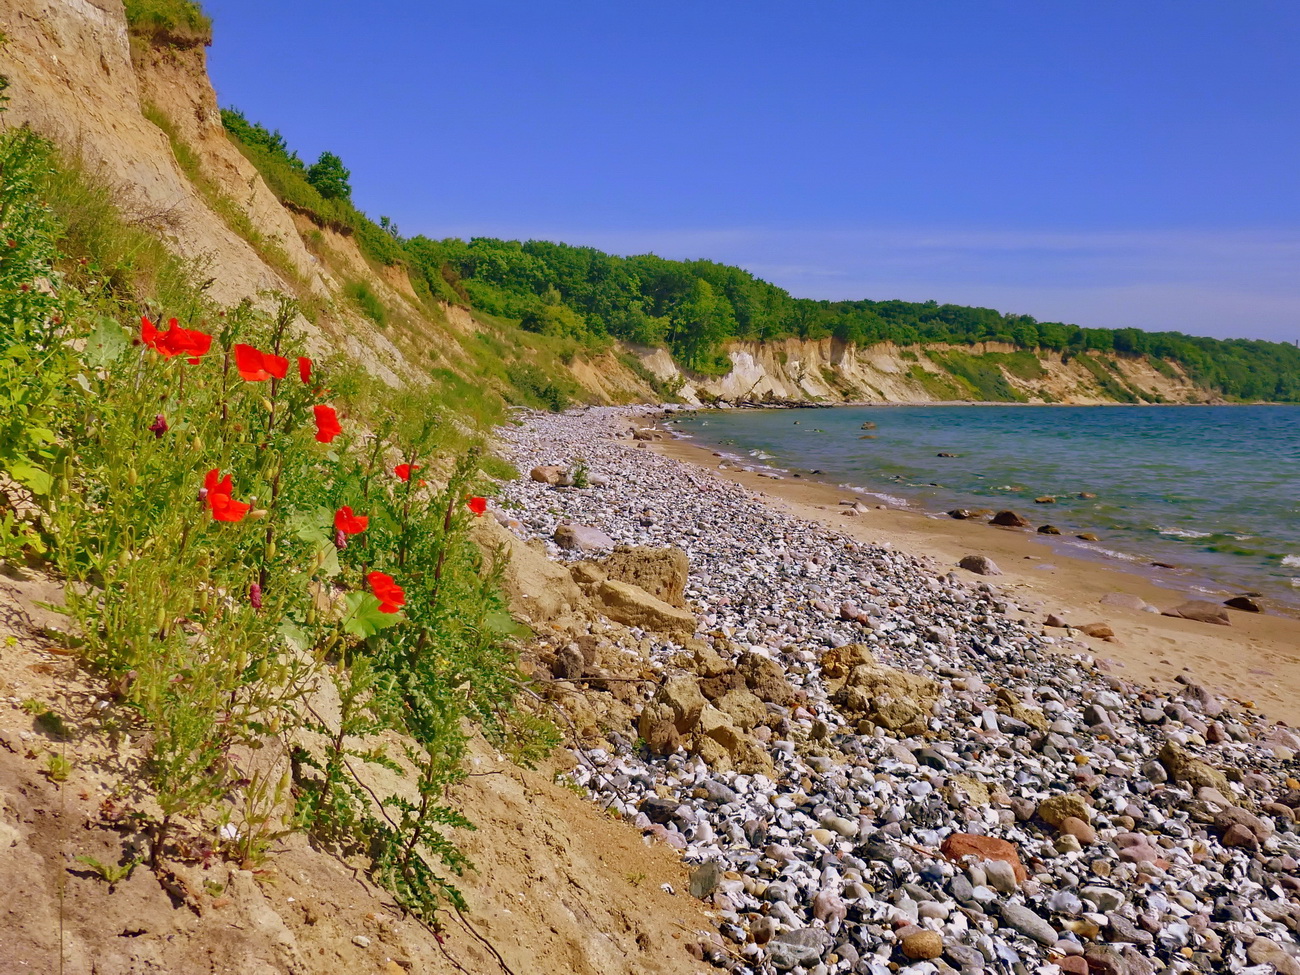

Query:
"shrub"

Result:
[[124, 0, 213, 47]]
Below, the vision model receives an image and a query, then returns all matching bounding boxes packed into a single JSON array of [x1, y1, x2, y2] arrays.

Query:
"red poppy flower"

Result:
[[141, 316, 211, 363], [334, 506, 368, 535], [394, 463, 423, 482], [367, 571, 405, 613], [234, 344, 289, 381], [466, 496, 487, 516], [149, 414, 168, 439], [203, 468, 251, 522], [313, 404, 342, 443], [297, 356, 312, 384], [249, 582, 263, 610]]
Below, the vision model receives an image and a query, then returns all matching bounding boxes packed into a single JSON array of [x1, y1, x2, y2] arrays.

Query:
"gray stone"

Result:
[[553, 522, 616, 552], [998, 902, 1057, 945], [767, 927, 833, 971]]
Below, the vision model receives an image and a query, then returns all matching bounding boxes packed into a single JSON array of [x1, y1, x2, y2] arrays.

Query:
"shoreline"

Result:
[[647, 424, 1300, 728]]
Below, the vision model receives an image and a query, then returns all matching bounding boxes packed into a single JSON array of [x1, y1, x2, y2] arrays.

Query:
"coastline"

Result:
[[648, 427, 1300, 728]]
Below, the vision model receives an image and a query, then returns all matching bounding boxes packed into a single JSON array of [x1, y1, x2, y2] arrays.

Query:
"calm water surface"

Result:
[[671, 406, 1300, 613]]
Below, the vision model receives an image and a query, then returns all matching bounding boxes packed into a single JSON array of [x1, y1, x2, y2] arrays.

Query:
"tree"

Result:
[[306, 151, 352, 200]]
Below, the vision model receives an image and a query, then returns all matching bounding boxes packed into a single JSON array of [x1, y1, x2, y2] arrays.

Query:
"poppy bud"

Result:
[[126, 468, 138, 486], [260, 398, 273, 413], [265, 541, 276, 559], [249, 583, 263, 610], [191, 436, 203, 452], [305, 606, 316, 625], [256, 658, 269, 678], [250, 508, 268, 520], [334, 528, 347, 550], [268, 715, 281, 735], [154, 606, 166, 631]]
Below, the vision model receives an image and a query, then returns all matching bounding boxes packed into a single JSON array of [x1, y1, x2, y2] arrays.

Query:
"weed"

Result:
[[75, 854, 140, 886], [44, 751, 72, 782]]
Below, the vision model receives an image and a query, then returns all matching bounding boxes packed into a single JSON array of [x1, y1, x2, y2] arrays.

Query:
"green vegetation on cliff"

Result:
[[218, 106, 1300, 404]]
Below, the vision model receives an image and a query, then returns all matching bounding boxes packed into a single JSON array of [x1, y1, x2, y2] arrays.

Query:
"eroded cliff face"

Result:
[[637, 338, 1215, 406], [0, 0, 302, 304]]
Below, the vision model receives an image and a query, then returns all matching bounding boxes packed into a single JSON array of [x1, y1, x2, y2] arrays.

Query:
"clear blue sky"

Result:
[[204, 0, 1299, 342]]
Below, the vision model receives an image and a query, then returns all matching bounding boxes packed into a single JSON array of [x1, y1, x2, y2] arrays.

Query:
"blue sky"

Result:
[[204, 1, 1299, 342]]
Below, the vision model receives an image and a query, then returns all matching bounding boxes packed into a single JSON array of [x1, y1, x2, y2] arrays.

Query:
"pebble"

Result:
[[501, 408, 1300, 975]]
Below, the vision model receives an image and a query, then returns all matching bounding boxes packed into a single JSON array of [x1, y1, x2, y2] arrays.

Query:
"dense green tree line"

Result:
[[401, 237, 1300, 400], [220, 110, 1299, 402]]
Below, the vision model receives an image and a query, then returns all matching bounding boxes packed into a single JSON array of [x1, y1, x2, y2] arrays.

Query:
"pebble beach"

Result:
[[496, 406, 1300, 975]]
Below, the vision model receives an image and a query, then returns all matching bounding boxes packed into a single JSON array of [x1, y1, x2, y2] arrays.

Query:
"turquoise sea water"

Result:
[[671, 406, 1300, 614]]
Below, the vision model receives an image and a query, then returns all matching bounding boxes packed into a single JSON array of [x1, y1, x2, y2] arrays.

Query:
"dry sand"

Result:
[[652, 436, 1300, 728]]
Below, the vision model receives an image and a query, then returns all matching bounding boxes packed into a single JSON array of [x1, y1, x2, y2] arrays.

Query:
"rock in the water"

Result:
[[1034, 496, 1056, 504], [1037, 524, 1061, 534], [948, 509, 974, 519], [990, 510, 1031, 527], [1224, 595, 1262, 613], [958, 554, 1002, 576], [1161, 600, 1231, 625], [553, 522, 616, 553]]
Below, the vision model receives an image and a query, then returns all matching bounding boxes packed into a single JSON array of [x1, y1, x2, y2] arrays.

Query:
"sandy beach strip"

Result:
[[650, 431, 1300, 728]]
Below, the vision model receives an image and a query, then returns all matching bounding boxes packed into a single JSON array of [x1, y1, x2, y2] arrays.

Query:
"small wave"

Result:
[[1157, 527, 1212, 539], [1070, 541, 1145, 564], [1292, 577, 1300, 589], [748, 449, 774, 461], [1283, 554, 1300, 568]]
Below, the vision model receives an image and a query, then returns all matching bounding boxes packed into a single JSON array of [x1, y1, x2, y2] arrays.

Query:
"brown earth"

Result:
[[0, 568, 722, 975]]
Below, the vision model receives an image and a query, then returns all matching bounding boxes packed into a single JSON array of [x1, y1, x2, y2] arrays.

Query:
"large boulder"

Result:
[[597, 579, 697, 638], [958, 554, 1002, 576], [470, 517, 584, 623], [642, 676, 706, 735], [824, 644, 939, 736], [595, 545, 689, 607], [553, 523, 616, 553], [529, 465, 565, 484], [990, 510, 1031, 528], [736, 651, 798, 706], [1162, 600, 1231, 625], [1159, 742, 1232, 794]]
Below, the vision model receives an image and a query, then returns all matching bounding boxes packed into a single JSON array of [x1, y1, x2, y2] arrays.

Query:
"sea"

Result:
[[669, 405, 1300, 615]]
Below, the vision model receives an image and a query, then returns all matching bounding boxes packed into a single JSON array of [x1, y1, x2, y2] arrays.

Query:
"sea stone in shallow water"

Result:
[[990, 510, 1031, 527]]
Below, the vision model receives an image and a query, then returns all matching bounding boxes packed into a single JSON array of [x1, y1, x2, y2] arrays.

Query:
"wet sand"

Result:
[[651, 434, 1300, 727]]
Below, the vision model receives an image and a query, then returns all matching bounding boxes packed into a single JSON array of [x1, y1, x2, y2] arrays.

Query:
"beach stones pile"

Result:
[[499, 408, 1300, 975]]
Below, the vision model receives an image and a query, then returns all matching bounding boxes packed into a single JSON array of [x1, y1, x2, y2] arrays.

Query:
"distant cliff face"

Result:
[[636, 338, 1215, 406]]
